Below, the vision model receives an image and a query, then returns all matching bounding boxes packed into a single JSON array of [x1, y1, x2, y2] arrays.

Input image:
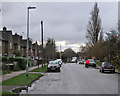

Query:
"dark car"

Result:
[[99, 61, 115, 73]]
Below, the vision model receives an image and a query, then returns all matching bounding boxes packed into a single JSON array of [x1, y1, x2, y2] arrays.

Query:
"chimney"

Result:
[[15, 33, 17, 35], [3, 27, 7, 31]]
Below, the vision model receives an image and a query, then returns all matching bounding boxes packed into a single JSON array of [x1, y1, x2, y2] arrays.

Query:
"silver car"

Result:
[[88, 59, 96, 67], [47, 61, 60, 72]]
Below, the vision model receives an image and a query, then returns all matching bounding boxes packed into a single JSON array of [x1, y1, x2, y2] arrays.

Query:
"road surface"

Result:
[[21, 63, 118, 94]]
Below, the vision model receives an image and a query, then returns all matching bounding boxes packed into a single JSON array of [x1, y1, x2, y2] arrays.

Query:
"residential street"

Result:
[[21, 63, 118, 94]]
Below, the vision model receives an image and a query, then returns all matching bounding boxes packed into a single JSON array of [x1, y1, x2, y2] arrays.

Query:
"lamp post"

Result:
[[60, 45, 62, 59], [26, 6, 36, 77]]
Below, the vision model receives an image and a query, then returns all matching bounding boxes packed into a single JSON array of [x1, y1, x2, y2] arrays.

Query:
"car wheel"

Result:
[[59, 69, 60, 72], [94, 65, 96, 68], [101, 69, 104, 73], [112, 70, 115, 73], [57, 68, 60, 72]]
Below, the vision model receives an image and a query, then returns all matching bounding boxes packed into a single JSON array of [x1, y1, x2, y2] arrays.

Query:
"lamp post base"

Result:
[[26, 74, 29, 77]]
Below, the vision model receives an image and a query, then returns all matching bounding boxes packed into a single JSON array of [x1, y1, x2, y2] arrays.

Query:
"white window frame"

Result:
[[18, 45, 20, 50], [10, 43, 12, 49]]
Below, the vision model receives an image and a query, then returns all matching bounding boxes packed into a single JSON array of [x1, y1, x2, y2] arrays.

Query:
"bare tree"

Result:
[[86, 2, 102, 45], [44, 38, 57, 59]]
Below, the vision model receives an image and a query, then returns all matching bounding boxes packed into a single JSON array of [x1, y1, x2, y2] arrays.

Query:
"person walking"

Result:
[[85, 58, 89, 68]]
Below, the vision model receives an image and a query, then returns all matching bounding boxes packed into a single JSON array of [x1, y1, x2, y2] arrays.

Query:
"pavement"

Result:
[[21, 63, 118, 94], [1, 65, 43, 92], [1, 65, 41, 82]]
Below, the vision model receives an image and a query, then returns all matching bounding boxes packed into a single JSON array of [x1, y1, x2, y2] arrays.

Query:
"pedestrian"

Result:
[[85, 58, 89, 68]]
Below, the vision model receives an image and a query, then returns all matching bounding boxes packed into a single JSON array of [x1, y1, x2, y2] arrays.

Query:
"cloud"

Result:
[[2, 2, 117, 52]]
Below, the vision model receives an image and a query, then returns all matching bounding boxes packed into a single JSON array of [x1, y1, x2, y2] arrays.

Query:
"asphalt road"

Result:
[[21, 63, 118, 94]]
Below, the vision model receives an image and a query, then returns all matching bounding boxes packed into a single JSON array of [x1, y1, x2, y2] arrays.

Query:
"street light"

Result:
[[26, 6, 36, 77]]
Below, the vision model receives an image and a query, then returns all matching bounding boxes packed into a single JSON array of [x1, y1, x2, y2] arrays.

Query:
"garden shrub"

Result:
[[17, 59, 27, 70], [2, 56, 8, 62]]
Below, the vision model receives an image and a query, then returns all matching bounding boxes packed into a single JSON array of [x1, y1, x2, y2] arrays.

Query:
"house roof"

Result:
[[13, 34, 19, 44], [32, 41, 38, 50], [0, 27, 12, 41], [21, 39, 32, 48], [21, 39, 27, 47], [32, 43, 36, 50]]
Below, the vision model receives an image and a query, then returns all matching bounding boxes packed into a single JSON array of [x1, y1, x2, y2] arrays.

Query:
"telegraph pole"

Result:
[[41, 21, 44, 68]]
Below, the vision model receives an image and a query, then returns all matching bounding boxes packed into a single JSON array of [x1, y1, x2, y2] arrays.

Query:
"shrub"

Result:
[[17, 59, 27, 70], [8, 57, 14, 63], [2, 56, 8, 62]]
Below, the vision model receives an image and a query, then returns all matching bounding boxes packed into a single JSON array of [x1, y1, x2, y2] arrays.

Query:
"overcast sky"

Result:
[[1, 1, 118, 52]]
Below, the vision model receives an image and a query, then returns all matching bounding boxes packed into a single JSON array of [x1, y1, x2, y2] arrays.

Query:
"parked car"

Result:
[[99, 61, 115, 73], [88, 59, 96, 67], [55, 59, 63, 67], [71, 57, 77, 63], [78, 59, 85, 64], [47, 61, 60, 72]]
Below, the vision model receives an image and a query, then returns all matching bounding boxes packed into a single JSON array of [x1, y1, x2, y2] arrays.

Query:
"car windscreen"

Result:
[[104, 62, 113, 66], [88, 59, 94, 62], [49, 61, 58, 64]]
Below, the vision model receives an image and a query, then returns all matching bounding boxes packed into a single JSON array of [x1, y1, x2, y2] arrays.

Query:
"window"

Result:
[[10, 43, 12, 49], [18, 46, 20, 50]]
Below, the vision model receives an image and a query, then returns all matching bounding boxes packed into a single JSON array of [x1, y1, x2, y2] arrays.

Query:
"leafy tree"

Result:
[[64, 48, 77, 59]]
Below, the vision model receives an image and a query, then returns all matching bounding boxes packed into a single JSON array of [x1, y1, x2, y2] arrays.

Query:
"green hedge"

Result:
[[2, 56, 8, 62], [17, 59, 27, 70]]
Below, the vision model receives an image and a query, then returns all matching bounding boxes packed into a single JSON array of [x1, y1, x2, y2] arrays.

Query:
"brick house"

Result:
[[21, 39, 33, 57], [0, 27, 14, 57], [13, 33, 22, 57], [32, 41, 42, 60], [0, 35, 4, 57], [21, 39, 26, 57]]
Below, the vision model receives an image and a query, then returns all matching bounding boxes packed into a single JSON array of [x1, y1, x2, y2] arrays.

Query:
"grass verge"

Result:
[[0, 91, 14, 96], [1, 73, 42, 86], [30, 65, 47, 72], [96, 62, 102, 66], [115, 65, 120, 72]]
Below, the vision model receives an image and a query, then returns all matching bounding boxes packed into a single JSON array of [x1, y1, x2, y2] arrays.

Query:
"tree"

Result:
[[63, 48, 77, 59], [86, 2, 102, 45], [105, 30, 118, 63], [44, 38, 57, 59]]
